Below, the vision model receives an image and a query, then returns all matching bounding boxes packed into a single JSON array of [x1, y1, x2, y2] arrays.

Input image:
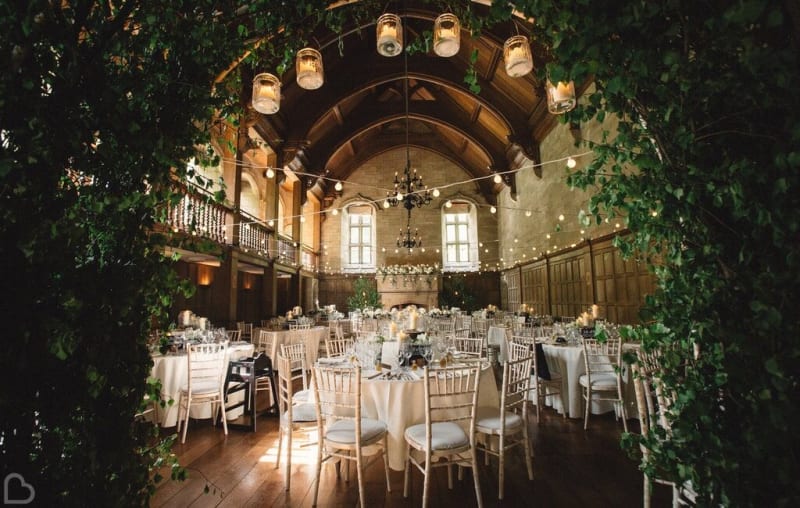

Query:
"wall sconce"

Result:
[[503, 35, 533, 77], [546, 79, 577, 114], [252, 72, 281, 114], [376, 13, 403, 57], [197, 265, 214, 286], [296, 48, 324, 90], [433, 13, 460, 57]]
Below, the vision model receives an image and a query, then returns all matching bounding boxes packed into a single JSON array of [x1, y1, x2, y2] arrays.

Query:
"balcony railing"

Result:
[[301, 246, 318, 272], [166, 183, 228, 243], [239, 210, 272, 256], [164, 182, 319, 269]]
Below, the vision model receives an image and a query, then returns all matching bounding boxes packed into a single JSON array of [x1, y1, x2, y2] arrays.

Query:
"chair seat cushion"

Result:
[[282, 402, 317, 424], [292, 389, 311, 403], [579, 372, 618, 389], [405, 422, 469, 451], [325, 418, 387, 444], [179, 380, 220, 395], [475, 406, 524, 434]]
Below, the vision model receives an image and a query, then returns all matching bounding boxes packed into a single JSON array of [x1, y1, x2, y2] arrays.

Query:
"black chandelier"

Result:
[[386, 33, 432, 249]]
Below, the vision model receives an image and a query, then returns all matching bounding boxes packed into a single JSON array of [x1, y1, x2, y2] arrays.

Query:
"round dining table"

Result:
[[150, 342, 254, 427], [356, 361, 499, 471], [488, 326, 637, 419]]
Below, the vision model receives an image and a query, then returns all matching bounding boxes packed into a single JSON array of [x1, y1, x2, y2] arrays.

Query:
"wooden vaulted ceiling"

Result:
[[250, 2, 559, 204]]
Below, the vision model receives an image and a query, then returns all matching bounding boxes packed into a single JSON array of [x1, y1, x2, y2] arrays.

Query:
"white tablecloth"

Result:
[[360, 363, 499, 471], [540, 343, 637, 419], [150, 343, 254, 427], [486, 328, 636, 419]]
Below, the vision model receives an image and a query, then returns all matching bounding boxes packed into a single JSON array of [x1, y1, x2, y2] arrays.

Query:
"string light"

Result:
[[266, 168, 275, 178], [525, 210, 532, 217], [432, 188, 440, 197], [490, 206, 497, 214], [334, 181, 343, 191], [558, 214, 565, 221], [566, 157, 576, 169]]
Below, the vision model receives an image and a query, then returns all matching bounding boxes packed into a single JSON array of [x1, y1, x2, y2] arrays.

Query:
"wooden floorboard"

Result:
[[151, 398, 673, 507]]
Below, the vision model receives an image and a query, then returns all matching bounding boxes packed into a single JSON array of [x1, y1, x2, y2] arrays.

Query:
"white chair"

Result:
[[510, 335, 565, 422], [256, 329, 276, 358], [226, 329, 241, 342], [176, 341, 229, 443], [475, 354, 535, 499], [632, 348, 697, 508], [403, 364, 483, 508], [275, 352, 317, 491], [280, 342, 311, 404], [580, 337, 628, 432], [311, 364, 391, 507], [452, 336, 484, 358], [236, 321, 253, 341], [325, 336, 354, 358]]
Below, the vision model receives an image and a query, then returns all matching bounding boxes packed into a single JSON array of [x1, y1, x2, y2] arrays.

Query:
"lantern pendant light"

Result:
[[503, 35, 533, 77], [296, 48, 324, 90], [433, 13, 460, 57], [376, 13, 403, 57], [252, 73, 281, 114], [546, 79, 577, 114]]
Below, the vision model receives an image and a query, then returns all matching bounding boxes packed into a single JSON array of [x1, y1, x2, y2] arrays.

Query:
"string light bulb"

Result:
[[558, 214, 565, 221], [266, 168, 275, 178], [493, 173, 502, 184], [432, 188, 440, 197], [334, 181, 343, 191], [490, 206, 497, 214], [566, 157, 577, 169], [445, 200, 453, 208]]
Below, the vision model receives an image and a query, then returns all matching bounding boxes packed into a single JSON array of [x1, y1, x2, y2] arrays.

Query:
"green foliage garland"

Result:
[[517, 1, 800, 505]]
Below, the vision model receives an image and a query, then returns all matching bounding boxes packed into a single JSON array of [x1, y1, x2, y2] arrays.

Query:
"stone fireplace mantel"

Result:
[[376, 276, 440, 310]]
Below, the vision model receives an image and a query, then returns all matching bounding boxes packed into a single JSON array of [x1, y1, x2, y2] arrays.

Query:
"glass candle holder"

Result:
[[296, 47, 324, 90], [252, 73, 281, 114], [376, 13, 403, 57], [433, 13, 460, 57], [503, 35, 533, 77], [546, 79, 577, 114]]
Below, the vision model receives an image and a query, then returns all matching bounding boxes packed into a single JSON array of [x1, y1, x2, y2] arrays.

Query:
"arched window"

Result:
[[441, 200, 479, 272], [341, 202, 376, 272]]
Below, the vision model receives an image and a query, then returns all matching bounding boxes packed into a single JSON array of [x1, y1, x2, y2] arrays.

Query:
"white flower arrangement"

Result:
[[377, 264, 440, 286]]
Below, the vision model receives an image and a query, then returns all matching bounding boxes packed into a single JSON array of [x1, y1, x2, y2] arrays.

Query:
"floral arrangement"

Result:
[[377, 263, 440, 287], [428, 307, 452, 318]]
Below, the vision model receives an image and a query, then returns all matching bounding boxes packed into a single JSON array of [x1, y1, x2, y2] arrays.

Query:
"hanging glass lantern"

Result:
[[376, 13, 403, 57], [295, 48, 324, 90], [546, 79, 577, 114], [503, 35, 533, 77], [433, 13, 460, 57], [252, 73, 281, 114]]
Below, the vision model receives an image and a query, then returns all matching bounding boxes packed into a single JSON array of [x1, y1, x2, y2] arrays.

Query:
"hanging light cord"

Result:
[[403, 33, 410, 169]]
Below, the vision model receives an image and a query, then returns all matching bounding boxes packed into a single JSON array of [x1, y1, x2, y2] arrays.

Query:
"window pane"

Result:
[[459, 244, 469, 261], [362, 248, 371, 263], [349, 227, 360, 244], [350, 247, 360, 263], [458, 224, 468, 240], [446, 224, 455, 240], [362, 226, 371, 243], [447, 245, 457, 262]]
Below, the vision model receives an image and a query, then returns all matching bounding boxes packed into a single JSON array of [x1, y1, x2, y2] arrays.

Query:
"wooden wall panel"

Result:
[[502, 234, 657, 325]]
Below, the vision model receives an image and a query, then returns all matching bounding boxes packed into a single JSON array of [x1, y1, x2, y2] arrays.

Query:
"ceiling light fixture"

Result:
[[386, 39, 432, 250]]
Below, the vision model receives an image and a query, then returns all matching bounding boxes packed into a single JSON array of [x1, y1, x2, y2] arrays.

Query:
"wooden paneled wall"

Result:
[[319, 272, 501, 313], [503, 234, 656, 324]]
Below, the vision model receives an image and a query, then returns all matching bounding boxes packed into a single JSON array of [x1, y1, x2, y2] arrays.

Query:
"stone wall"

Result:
[[497, 85, 620, 269], [319, 147, 499, 273]]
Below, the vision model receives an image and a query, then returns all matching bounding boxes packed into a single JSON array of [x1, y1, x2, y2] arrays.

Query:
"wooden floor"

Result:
[[151, 397, 672, 507]]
